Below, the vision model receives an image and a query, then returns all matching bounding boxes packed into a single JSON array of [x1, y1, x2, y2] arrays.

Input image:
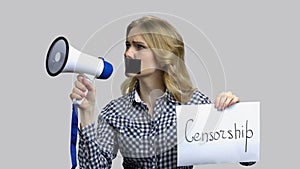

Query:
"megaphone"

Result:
[[45, 36, 113, 169], [46, 36, 113, 80]]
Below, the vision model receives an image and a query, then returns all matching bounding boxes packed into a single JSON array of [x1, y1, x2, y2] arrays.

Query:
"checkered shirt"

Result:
[[78, 87, 211, 169]]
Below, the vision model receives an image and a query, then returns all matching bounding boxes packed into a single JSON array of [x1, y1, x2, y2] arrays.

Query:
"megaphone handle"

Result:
[[72, 73, 94, 105]]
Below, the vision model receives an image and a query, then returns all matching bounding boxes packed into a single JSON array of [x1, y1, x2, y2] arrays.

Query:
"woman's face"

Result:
[[124, 27, 161, 78]]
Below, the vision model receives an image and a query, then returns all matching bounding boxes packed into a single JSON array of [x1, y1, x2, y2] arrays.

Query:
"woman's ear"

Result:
[[155, 57, 168, 71], [160, 64, 168, 72]]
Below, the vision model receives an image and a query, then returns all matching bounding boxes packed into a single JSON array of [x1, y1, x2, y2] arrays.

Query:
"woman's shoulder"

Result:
[[98, 92, 134, 130], [186, 90, 212, 105], [101, 94, 131, 114]]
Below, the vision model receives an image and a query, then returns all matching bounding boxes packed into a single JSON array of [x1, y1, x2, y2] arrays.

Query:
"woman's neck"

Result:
[[137, 70, 166, 112]]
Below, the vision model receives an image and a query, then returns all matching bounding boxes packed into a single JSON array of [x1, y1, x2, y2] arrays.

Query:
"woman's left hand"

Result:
[[214, 91, 240, 111]]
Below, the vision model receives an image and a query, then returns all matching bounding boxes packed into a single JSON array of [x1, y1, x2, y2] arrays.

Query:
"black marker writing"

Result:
[[185, 119, 254, 152]]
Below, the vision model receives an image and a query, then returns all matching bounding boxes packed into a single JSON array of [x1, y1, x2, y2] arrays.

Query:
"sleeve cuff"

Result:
[[78, 123, 96, 142]]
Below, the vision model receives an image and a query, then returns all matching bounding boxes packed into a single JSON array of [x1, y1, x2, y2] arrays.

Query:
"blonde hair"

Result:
[[121, 15, 196, 103]]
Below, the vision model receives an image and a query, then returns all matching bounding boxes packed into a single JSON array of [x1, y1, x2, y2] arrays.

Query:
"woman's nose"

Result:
[[124, 47, 135, 59]]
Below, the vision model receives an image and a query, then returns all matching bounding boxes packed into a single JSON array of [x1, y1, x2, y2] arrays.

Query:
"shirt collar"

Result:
[[128, 84, 177, 104]]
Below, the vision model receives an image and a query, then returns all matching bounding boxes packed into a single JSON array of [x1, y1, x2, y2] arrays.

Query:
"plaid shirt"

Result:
[[78, 87, 211, 169]]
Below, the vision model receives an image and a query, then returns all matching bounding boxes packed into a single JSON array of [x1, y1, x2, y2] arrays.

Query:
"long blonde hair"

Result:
[[121, 15, 196, 103]]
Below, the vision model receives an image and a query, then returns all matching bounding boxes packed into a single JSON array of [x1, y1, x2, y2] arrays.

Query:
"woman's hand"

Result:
[[214, 91, 240, 111], [69, 75, 96, 127]]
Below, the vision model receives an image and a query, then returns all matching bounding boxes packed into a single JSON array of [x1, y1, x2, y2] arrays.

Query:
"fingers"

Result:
[[76, 76, 87, 92], [214, 93, 222, 109], [69, 75, 92, 101], [77, 74, 96, 92], [214, 92, 229, 110], [214, 91, 240, 111], [82, 76, 96, 92], [229, 96, 240, 107], [70, 86, 85, 100], [215, 93, 228, 111]]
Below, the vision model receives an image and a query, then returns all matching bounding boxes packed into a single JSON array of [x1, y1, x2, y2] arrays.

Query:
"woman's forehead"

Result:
[[126, 34, 146, 43]]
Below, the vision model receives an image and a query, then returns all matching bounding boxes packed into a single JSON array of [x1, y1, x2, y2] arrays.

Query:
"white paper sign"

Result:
[[176, 102, 260, 166]]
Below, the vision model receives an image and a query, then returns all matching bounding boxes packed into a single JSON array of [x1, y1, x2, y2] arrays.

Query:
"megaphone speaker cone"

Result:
[[46, 36, 69, 77]]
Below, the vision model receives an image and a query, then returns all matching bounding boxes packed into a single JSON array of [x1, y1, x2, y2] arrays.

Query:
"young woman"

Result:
[[70, 15, 240, 169]]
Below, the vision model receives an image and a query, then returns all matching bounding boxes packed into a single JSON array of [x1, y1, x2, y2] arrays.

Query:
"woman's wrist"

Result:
[[80, 118, 94, 128], [79, 109, 94, 128], [79, 121, 93, 129]]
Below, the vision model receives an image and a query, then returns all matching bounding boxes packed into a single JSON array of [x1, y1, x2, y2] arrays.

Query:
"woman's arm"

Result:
[[78, 117, 118, 169], [70, 75, 118, 168], [70, 75, 96, 127]]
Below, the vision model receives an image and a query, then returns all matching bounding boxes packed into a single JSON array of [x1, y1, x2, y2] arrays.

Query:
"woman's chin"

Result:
[[125, 73, 139, 77]]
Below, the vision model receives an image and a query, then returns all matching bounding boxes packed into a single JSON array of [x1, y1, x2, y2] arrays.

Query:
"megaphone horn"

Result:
[[46, 36, 113, 79]]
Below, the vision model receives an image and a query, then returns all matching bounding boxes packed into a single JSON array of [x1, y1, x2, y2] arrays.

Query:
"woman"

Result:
[[70, 15, 240, 169]]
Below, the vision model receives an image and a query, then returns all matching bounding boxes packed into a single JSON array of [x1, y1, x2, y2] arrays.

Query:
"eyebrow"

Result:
[[125, 40, 146, 45]]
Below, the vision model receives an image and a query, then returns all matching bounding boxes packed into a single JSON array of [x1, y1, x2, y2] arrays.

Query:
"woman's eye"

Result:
[[136, 44, 145, 50], [125, 43, 130, 49]]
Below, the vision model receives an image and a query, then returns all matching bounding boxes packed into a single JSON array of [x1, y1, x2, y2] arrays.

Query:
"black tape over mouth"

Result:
[[125, 58, 141, 74]]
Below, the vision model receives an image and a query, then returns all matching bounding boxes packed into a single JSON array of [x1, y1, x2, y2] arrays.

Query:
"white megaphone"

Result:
[[45, 36, 113, 104]]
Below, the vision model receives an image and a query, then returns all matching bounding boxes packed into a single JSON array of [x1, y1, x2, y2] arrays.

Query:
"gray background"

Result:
[[0, 0, 299, 168]]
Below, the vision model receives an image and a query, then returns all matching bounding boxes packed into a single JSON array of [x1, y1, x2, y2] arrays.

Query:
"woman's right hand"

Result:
[[70, 75, 96, 128]]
